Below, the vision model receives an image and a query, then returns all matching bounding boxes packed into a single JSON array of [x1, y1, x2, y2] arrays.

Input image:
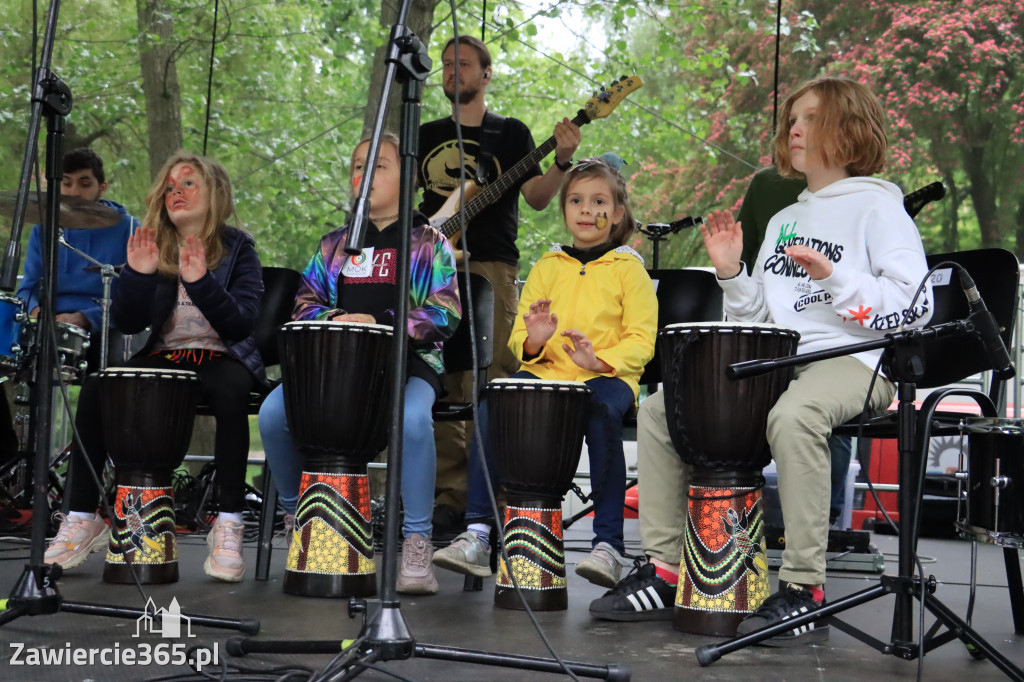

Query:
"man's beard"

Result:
[[443, 83, 479, 105]]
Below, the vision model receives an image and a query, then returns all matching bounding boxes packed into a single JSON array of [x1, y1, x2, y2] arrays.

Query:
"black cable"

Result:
[[202, 0, 221, 156], [52, 339, 152, 605], [441, 9, 582, 682], [772, 0, 782, 138]]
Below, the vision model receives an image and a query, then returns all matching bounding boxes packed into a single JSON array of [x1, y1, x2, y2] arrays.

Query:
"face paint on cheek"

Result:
[[165, 165, 200, 211], [595, 213, 609, 230], [352, 174, 362, 192]]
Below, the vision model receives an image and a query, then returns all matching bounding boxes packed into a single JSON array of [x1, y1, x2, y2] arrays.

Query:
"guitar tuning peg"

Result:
[[620, 75, 627, 81]]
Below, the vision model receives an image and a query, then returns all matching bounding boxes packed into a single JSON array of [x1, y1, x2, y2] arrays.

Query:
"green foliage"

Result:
[[2, 0, 1018, 279]]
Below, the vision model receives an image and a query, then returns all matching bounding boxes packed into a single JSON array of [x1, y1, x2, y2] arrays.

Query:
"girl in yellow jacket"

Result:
[[433, 156, 658, 589]]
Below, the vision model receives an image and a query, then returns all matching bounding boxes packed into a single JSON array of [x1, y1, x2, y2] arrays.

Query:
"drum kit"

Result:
[[0, 192, 144, 523]]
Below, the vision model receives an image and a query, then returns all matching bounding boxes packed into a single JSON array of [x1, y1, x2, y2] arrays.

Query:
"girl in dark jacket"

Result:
[[48, 151, 264, 583]]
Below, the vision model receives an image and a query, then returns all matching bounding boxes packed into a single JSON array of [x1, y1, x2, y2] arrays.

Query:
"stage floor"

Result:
[[0, 519, 1022, 681]]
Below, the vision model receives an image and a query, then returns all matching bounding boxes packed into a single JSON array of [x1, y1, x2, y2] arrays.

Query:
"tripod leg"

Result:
[[415, 643, 630, 681], [695, 582, 889, 666], [1004, 546, 1024, 634], [60, 600, 259, 634], [923, 595, 1024, 681]]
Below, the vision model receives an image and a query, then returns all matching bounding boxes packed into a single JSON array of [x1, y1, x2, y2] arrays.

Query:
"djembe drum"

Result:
[[484, 378, 592, 611], [100, 368, 199, 584], [279, 320, 392, 598], [659, 322, 799, 636]]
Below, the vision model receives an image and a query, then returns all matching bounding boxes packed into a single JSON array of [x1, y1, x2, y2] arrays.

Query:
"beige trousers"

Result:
[[637, 355, 894, 586], [433, 260, 520, 511]]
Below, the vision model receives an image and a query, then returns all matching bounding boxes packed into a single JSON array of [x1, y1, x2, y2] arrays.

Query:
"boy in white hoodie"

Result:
[[590, 77, 932, 645]]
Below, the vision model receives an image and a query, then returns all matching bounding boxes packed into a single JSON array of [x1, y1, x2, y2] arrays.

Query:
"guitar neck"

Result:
[[439, 110, 591, 239]]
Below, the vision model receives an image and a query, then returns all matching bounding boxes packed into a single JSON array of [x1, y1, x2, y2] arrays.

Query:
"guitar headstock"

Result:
[[583, 75, 644, 121]]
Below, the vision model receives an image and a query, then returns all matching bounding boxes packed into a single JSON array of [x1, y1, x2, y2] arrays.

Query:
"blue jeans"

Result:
[[259, 376, 437, 538], [466, 371, 635, 554], [829, 434, 854, 524]]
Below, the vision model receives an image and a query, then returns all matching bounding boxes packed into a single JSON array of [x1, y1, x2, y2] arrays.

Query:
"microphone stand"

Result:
[[0, 0, 257, 636], [225, 3, 627, 679], [638, 216, 702, 270], [56, 234, 118, 371], [696, 321, 1024, 679]]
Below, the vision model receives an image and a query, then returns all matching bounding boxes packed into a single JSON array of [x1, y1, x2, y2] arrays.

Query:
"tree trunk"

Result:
[[362, 0, 442, 137], [941, 170, 959, 253], [137, 0, 184, 180], [962, 144, 1001, 248]]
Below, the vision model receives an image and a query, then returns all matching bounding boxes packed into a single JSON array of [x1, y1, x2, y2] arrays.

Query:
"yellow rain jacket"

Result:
[[509, 244, 658, 401]]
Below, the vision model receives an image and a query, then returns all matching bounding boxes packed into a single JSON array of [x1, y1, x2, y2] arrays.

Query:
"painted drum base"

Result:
[[673, 470, 770, 637], [494, 503, 567, 611], [284, 471, 376, 598], [104, 482, 178, 584]]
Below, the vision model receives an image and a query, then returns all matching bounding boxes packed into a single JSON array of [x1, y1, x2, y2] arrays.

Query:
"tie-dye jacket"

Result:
[[293, 217, 461, 376]]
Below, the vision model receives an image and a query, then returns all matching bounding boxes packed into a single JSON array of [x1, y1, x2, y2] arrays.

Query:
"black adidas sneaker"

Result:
[[735, 581, 828, 646], [588, 562, 676, 622]]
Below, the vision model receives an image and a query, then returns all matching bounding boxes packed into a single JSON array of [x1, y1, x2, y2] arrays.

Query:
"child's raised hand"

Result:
[[785, 245, 833, 280], [523, 298, 558, 355], [700, 209, 744, 278], [126, 225, 159, 274], [562, 329, 612, 373], [179, 235, 208, 283]]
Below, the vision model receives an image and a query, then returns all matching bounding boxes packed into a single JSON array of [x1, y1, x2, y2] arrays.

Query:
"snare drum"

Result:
[[658, 322, 799, 636], [99, 368, 199, 584], [957, 419, 1024, 548], [278, 320, 393, 598], [20, 318, 91, 382], [0, 293, 26, 374], [483, 378, 592, 611]]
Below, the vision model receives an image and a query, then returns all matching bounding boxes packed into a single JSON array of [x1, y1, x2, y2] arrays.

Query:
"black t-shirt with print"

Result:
[[418, 116, 542, 266]]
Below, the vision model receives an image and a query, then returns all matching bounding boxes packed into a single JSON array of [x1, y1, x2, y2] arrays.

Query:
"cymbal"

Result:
[[0, 190, 121, 229]]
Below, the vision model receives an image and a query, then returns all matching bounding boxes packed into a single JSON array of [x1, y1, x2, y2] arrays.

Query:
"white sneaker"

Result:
[[204, 518, 245, 582], [44, 513, 109, 570], [575, 541, 628, 588], [396, 534, 439, 595]]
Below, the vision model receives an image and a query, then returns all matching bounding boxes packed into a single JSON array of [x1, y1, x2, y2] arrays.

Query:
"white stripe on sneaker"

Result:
[[626, 594, 643, 611], [635, 591, 654, 610], [646, 586, 666, 610]]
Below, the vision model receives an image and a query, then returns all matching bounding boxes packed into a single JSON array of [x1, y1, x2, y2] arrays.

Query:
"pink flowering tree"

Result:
[[838, 0, 1024, 252]]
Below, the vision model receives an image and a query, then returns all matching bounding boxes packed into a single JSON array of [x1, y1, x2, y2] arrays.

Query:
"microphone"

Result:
[[638, 215, 703, 238], [959, 268, 1015, 379]]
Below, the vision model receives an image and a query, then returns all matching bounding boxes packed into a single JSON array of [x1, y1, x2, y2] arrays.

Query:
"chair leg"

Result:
[[255, 462, 278, 582], [1004, 546, 1024, 634]]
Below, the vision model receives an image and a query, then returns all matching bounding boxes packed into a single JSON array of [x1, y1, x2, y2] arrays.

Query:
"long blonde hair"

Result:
[[142, 151, 237, 276]]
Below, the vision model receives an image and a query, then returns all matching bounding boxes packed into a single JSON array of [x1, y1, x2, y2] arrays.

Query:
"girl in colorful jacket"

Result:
[[259, 133, 461, 595], [433, 156, 658, 590]]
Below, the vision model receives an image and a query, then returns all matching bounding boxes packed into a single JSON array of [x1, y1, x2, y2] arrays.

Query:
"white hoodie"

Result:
[[718, 176, 933, 370]]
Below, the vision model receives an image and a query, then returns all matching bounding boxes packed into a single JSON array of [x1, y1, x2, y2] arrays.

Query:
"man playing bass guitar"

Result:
[[418, 35, 581, 532]]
